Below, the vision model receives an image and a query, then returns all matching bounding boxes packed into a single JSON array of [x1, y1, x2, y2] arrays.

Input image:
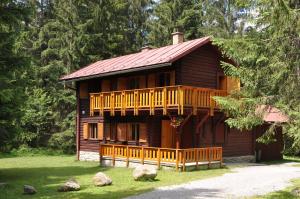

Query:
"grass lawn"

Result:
[[0, 155, 228, 199], [252, 178, 300, 199]]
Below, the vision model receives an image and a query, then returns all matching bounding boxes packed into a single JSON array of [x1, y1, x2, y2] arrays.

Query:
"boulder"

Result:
[[0, 182, 8, 188], [291, 187, 300, 197], [23, 185, 37, 195], [93, 172, 112, 186], [133, 165, 157, 181], [58, 178, 80, 192]]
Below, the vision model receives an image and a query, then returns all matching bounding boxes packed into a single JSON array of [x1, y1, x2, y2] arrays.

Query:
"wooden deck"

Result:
[[90, 85, 227, 116], [100, 144, 223, 171]]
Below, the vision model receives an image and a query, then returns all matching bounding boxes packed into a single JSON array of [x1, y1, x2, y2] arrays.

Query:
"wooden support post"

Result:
[[126, 145, 129, 167], [163, 87, 167, 115], [157, 148, 161, 169], [112, 145, 116, 167], [175, 149, 179, 172], [141, 146, 144, 165]]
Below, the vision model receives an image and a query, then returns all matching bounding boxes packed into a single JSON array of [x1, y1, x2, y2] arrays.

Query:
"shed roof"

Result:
[[60, 37, 211, 81], [256, 105, 289, 123]]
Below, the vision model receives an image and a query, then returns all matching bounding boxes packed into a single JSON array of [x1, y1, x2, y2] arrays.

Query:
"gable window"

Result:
[[158, 72, 171, 87]]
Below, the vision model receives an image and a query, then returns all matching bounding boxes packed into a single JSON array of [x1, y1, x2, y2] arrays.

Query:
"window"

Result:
[[128, 77, 140, 89], [131, 123, 140, 141], [158, 72, 171, 87], [89, 123, 98, 139]]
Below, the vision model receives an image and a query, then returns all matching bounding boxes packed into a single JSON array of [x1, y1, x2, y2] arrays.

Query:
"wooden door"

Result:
[[161, 120, 174, 148]]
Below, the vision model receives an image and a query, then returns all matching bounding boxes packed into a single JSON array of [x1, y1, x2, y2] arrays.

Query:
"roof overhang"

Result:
[[60, 62, 172, 83]]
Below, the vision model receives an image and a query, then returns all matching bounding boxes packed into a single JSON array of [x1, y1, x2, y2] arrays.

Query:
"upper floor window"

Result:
[[128, 77, 140, 89], [158, 72, 171, 87]]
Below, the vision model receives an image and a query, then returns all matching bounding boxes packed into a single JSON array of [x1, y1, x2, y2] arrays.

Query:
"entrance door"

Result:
[[161, 120, 174, 148]]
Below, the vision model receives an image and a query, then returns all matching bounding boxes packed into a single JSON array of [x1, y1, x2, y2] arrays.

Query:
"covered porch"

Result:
[[100, 144, 223, 171]]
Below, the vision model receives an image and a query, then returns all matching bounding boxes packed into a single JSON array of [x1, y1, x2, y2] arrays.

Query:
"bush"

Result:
[[48, 130, 76, 154]]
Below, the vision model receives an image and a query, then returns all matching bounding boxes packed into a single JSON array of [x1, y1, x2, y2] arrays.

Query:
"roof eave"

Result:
[[60, 62, 172, 83]]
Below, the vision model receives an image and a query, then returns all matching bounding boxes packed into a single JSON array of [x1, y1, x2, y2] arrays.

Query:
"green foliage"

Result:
[[214, 0, 300, 154]]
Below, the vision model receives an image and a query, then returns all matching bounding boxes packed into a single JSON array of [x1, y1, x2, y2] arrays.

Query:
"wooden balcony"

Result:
[[90, 85, 227, 116], [100, 144, 223, 171]]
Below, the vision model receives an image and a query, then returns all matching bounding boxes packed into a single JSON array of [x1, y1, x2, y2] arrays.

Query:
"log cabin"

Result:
[[60, 32, 285, 170]]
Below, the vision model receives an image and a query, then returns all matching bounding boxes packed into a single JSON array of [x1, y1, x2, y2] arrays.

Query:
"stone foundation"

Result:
[[223, 155, 255, 163], [79, 151, 99, 161]]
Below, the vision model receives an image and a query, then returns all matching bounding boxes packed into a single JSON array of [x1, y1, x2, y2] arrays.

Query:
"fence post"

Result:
[[220, 147, 223, 168], [112, 145, 115, 167], [175, 149, 179, 172], [126, 145, 129, 167], [99, 144, 103, 165], [157, 148, 161, 169], [141, 146, 144, 165], [182, 150, 186, 171], [208, 148, 211, 169], [195, 148, 198, 169]]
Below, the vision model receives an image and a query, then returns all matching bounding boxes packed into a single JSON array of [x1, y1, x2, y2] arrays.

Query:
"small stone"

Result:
[[0, 182, 8, 188], [291, 187, 300, 197], [58, 178, 80, 192], [93, 172, 112, 186], [23, 185, 37, 195], [133, 165, 157, 181]]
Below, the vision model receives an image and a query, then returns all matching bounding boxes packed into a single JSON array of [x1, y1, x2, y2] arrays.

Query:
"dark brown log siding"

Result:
[[222, 128, 254, 157], [79, 116, 103, 152], [178, 45, 221, 89]]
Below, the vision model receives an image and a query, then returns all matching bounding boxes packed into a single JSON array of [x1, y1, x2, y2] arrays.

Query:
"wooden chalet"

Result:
[[61, 32, 284, 171]]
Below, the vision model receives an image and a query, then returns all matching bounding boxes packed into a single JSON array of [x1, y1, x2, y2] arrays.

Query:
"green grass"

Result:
[[0, 155, 228, 199], [252, 178, 300, 199]]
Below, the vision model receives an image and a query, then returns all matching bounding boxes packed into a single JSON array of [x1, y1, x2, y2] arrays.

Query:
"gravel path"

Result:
[[126, 162, 300, 199]]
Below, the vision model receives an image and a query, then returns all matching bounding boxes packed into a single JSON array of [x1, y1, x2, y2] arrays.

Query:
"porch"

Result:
[[100, 144, 223, 171], [90, 85, 227, 117]]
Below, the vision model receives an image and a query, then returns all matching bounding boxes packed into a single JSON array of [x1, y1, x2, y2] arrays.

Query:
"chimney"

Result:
[[172, 32, 184, 45]]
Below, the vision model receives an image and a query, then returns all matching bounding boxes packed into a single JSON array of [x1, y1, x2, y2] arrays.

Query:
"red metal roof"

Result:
[[256, 105, 289, 123], [60, 37, 211, 81]]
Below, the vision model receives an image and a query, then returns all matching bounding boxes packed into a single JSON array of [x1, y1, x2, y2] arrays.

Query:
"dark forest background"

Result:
[[0, 0, 299, 155]]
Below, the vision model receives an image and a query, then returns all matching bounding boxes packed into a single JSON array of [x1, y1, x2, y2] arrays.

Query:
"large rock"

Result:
[[57, 178, 80, 192], [93, 172, 112, 186], [23, 185, 37, 195], [133, 165, 157, 181]]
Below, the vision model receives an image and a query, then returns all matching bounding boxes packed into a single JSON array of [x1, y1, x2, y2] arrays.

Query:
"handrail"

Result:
[[99, 144, 223, 171], [90, 85, 227, 116]]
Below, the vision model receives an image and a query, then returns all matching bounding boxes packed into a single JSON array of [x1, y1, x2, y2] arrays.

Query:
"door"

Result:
[[161, 120, 174, 148]]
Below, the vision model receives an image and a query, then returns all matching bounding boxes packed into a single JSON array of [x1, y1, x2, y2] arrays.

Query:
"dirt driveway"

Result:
[[126, 162, 300, 199]]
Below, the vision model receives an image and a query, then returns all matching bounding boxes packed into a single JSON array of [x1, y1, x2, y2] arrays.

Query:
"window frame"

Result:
[[89, 123, 98, 140]]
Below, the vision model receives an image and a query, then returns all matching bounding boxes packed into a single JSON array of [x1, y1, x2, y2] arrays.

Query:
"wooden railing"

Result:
[[90, 85, 227, 116], [100, 144, 223, 171]]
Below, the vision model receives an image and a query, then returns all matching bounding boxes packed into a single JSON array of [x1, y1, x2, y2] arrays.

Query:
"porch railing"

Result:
[[90, 85, 227, 116], [100, 144, 223, 171]]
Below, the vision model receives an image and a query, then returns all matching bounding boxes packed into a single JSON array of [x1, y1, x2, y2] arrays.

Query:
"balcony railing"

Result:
[[90, 85, 227, 116], [100, 144, 223, 171]]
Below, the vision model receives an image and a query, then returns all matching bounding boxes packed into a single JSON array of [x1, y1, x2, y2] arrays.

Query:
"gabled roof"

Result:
[[60, 37, 211, 81]]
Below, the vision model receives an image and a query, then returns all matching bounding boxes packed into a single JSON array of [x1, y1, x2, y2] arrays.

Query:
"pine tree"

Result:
[[0, 0, 30, 151], [214, 0, 300, 154]]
